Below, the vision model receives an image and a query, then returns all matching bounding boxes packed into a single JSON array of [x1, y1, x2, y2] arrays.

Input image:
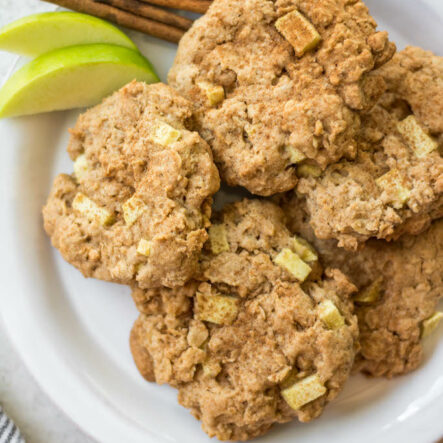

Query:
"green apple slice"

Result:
[[0, 12, 137, 56], [0, 44, 159, 118]]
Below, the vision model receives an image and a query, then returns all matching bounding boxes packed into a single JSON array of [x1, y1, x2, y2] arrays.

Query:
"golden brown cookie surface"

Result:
[[43, 81, 220, 289], [169, 0, 394, 196], [131, 200, 359, 440], [282, 198, 443, 378], [294, 47, 443, 249]]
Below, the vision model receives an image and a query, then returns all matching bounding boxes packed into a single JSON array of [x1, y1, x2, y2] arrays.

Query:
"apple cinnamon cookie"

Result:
[[294, 47, 443, 249], [168, 0, 394, 196], [43, 81, 220, 289], [282, 199, 443, 378], [379, 46, 443, 137], [131, 200, 359, 440]]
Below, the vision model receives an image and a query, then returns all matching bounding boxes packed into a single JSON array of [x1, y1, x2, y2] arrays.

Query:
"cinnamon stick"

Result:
[[138, 0, 211, 14], [95, 0, 193, 30], [44, 0, 185, 43]]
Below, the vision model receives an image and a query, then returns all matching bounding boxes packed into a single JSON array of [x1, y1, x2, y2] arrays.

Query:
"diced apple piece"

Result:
[[375, 169, 411, 209], [274, 248, 312, 282], [150, 121, 181, 146], [291, 236, 318, 262], [421, 311, 443, 339], [318, 300, 344, 329], [122, 195, 147, 226], [297, 164, 322, 178], [397, 115, 438, 158], [202, 359, 222, 378], [354, 278, 382, 304], [195, 291, 239, 325], [187, 320, 208, 348], [137, 239, 152, 256], [72, 192, 114, 226], [275, 10, 321, 57], [208, 224, 230, 255], [73, 153, 89, 181], [281, 374, 326, 411], [198, 81, 225, 106], [287, 146, 306, 164]]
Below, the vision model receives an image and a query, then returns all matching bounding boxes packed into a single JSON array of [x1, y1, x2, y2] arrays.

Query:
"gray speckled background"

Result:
[[0, 2, 93, 441]]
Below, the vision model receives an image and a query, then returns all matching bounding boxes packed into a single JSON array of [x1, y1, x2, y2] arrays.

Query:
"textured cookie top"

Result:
[[295, 47, 443, 249], [43, 81, 220, 289], [131, 200, 358, 441], [283, 199, 443, 378], [169, 0, 394, 195], [379, 46, 443, 136]]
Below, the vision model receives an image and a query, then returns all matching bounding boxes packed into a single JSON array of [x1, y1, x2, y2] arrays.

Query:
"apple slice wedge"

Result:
[[0, 12, 137, 56], [0, 43, 159, 118]]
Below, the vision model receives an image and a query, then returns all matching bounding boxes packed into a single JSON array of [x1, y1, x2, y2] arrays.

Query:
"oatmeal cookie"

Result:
[[131, 200, 359, 440], [379, 46, 443, 136], [43, 81, 220, 289], [294, 47, 443, 249], [169, 0, 394, 196], [282, 198, 443, 378]]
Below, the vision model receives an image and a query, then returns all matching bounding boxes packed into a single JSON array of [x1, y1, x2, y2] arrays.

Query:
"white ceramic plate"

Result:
[[1, 1, 443, 442]]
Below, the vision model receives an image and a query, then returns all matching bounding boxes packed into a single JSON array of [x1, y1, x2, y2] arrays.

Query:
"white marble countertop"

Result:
[[0, 3, 93, 441]]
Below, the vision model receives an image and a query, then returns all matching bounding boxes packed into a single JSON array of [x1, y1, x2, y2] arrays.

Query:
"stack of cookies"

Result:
[[43, 0, 443, 440]]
